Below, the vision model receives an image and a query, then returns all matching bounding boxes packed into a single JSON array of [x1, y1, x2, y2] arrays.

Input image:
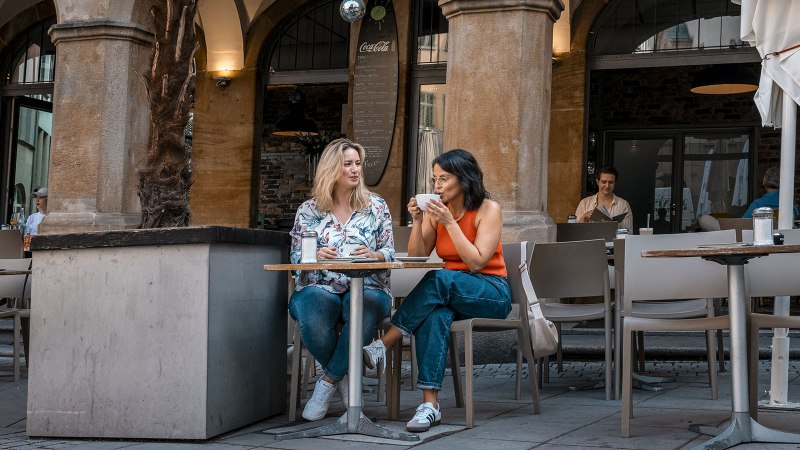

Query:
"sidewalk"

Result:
[[2, 358, 800, 449]]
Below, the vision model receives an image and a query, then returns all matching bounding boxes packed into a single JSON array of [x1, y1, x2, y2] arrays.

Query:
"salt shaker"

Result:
[[615, 228, 629, 240], [567, 215, 577, 223], [300, 230, 318, 263], [752, 207, 773, 246]]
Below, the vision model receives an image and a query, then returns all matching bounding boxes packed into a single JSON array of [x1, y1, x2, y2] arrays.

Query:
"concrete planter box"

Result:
[[26, 227, 290, 440]]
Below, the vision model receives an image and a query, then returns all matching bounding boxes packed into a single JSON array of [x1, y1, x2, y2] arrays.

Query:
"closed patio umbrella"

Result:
[[735, 0, 800, 407]]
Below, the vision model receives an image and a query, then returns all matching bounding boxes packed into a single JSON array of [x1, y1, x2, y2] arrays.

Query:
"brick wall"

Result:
[[259, 84, 348, 228]]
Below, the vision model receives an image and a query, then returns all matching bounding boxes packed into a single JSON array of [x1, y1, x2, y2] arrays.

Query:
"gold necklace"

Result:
[[453, 209, 466, 222]]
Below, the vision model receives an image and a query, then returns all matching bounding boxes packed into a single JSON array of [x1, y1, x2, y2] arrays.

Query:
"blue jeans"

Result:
[[289, 286, 392, 382], [391, 270, 511, 390]]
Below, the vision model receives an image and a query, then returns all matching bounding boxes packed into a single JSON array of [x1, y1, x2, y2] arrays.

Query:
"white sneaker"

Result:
[[406, 402, 441, 432], [302, 377, 337, 421], [337, 375, 349, 409], [362, 339, 386, 371]]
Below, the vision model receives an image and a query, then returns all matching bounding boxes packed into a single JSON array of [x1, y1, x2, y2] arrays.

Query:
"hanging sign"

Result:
[[353, 0, 398, 186]]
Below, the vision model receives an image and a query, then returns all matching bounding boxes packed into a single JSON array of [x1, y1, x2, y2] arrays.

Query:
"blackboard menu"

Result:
[[353, 0, 398, 186]]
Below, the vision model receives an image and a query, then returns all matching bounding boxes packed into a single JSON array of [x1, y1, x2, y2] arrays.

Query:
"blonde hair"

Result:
[[312, 138, 371, 212]]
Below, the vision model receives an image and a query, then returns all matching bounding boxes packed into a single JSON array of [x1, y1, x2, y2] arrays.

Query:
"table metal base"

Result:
[[265, 411, 420, 442], [689, 412, 800, 450]]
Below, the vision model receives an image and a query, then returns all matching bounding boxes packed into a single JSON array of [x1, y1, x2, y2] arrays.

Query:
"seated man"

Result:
[[742, 167, 799, 219]]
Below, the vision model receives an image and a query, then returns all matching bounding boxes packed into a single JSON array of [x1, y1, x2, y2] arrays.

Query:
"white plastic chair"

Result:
[[448, 242, 542, 428], [0, 258, 32, 382], [529, 239, 613, 400], [742, 228, 800, 418], [618, 230, 733, 437]]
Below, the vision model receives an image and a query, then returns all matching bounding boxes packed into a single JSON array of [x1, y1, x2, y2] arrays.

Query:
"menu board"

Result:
[[353, 0, 398, 186]]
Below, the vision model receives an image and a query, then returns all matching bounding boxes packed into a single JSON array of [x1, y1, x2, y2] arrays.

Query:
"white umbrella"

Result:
[[735, 0, 800, 407]]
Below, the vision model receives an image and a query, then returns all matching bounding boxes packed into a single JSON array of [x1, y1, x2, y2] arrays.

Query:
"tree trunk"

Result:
[[138, 0, 198, 228]]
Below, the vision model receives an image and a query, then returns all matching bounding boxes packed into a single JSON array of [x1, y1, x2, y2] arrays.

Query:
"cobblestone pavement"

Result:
[[2, 359, 800, 449]]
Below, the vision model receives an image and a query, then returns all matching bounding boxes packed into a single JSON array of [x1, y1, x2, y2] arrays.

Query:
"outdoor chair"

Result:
[[0, 258, 32, 382], [618, 230, 733, 437], [718, 217, 753, 242], [742, 228, 800, 419], [448, 241, 542, 428], [0, 230, 23, 259], [388, 251, 442, 392], [529, 239, 613, 400], [556, 222, 618, 243], [614, 233, 730, 399], [287, 314, 396, 421]]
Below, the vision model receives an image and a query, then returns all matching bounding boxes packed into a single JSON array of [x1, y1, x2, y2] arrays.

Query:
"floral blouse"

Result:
[[290, 194, 394, 295]]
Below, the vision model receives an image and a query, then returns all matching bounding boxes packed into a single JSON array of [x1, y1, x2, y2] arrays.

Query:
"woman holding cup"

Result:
[[288, 138, 394, 421], [362, 149, 511, 432]]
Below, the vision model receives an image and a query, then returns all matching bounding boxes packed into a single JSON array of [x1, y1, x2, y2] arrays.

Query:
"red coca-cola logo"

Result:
[[359, 41, 391, 52]]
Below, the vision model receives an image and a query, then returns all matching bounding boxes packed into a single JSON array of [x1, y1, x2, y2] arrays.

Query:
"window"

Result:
[[592, 0, 746, 56], [264, 0, 350, 72], [0, 18, 56, 86], [415, 0, 448, 64]]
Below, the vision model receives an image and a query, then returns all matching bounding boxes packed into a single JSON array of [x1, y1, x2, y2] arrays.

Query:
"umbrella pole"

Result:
[[771, 91, 796, 405]]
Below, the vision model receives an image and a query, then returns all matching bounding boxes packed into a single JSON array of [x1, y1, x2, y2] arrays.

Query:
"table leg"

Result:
[[690, 264, 800, 450], [267, 277, 419, 442]]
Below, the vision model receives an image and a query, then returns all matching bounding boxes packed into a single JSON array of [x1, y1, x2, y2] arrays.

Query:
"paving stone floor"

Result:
[[2, 358, 800, 449]]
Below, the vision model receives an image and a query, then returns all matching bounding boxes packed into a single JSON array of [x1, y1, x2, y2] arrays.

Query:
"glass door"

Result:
[[608, 129, 753, 234], [611, 136, 676, 233], [7, 98, 52, 223], [681, 133, 751, 231]]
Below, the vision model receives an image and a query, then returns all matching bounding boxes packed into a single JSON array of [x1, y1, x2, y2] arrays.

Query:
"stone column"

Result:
[[439, 0, 563, 243], [42, 21, 152, 233]]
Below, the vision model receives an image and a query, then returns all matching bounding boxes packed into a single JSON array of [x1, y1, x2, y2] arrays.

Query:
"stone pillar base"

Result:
[[502, 210, 556, 244], [41, 213, 141, 234]]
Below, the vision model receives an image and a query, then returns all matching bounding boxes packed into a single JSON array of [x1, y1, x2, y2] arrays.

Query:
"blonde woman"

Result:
[[288, 138, 394, 421]]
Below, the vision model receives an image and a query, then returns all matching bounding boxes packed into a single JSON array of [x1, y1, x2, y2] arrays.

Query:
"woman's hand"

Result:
[[407, 197, 424, 222], [424, 198, 456, 225], [317, 246, 338, 260], [350, 245, 383, 261], [578, 209, 593, 223]]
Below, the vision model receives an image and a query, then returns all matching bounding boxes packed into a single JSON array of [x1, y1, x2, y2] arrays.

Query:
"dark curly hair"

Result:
[[432, 149, 489, 211]]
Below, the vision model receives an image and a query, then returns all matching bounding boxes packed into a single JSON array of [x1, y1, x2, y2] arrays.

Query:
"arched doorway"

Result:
[[0, 16, 55, 224], [257, 0, 350, 230], [586, 0, 767, 233]]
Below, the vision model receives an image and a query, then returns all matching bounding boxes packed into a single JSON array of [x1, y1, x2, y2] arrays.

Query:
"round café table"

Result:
[[263, 260, 442, 442], [642, 244, 800, 450]]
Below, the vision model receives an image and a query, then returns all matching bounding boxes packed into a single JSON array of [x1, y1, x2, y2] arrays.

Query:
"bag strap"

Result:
[[518, 241, 545, 320]]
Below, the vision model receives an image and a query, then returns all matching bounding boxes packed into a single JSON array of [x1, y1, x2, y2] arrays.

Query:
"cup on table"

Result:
[[639, 228, 654, 235], [415, 194, 440, 211], [340, 242, 359, 257]]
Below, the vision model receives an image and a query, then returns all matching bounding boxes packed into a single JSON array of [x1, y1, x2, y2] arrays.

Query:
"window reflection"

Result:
[[416, 84, 445, 195], [593, 0, 746, 55], [415, 0, 447, 64]]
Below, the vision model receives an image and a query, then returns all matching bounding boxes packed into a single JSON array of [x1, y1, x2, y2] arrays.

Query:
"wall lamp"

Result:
[[212, 76, 232, 90]]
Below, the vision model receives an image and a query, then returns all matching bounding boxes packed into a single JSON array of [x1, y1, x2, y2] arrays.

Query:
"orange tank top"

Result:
[[435, 209, 507, 277]]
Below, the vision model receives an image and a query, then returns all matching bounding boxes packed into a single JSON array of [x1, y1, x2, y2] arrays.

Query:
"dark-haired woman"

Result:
[[362, 149, 511, 432]]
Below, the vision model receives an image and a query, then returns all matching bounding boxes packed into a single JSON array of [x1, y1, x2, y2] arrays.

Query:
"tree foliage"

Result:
[[138, 0, 197, 228]]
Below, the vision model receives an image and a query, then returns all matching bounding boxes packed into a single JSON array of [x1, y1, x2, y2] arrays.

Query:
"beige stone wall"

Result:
[[190, 68, 258, 227]]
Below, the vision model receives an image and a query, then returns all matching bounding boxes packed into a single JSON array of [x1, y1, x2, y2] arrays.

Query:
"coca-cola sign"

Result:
[[353, 0, 398, 186], [359, 41, 392, 53]]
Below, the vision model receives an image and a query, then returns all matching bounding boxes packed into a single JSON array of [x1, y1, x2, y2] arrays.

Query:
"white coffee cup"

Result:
[[415, 194, 440, 211], [639, 228, 654, 235]]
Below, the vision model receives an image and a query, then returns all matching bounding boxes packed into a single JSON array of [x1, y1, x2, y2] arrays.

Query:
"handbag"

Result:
[[519, 241, 559, 359]]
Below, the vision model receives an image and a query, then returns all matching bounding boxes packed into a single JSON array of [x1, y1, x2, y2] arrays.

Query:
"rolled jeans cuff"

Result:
[[390, 319, 412, 336]]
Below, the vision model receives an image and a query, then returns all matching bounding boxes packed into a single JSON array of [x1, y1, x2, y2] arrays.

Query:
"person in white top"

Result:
[[574, 167, 633, 231], [25, 187, 47, 236]]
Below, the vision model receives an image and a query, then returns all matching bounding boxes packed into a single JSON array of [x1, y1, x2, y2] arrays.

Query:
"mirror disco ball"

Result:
[[340, 0, 366, 23]]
